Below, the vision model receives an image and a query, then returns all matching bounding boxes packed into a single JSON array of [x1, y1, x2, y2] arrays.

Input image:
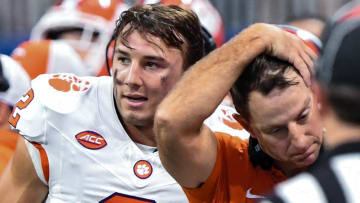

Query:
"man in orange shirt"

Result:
[[155, 24, 323, 202]]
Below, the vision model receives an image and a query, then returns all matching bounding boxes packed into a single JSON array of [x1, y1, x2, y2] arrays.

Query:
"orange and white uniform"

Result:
[[29, 0, 130, 77], [12, 40, 88, 80], [182, 133, 286, 203], [9, 73, 188, 202]]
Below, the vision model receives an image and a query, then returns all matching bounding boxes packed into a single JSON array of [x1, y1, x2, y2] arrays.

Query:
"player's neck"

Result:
[[113, 96, 157, 147], [125, 122, 157, 147], [273, 161, 306, 177]]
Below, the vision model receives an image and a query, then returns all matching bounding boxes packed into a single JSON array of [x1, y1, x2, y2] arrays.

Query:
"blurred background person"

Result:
[[0, 54, 30, 174], [287, 14, 326, 38], [0, 0, 347, 108], [13, 0, 130, 78], [9, 0, 225, 78], [12, 40, 87, 80], [0, 0, 351, 56]]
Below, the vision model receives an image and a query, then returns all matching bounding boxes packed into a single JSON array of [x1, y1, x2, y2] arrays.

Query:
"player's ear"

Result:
[[233, 114, 256, 138], [312, 81, 329, 117]]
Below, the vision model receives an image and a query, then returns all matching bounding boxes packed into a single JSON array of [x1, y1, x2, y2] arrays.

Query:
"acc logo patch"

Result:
[[75, 131, 107, 150], [49, 74, 90, 92], [133, 160, 153, 179]]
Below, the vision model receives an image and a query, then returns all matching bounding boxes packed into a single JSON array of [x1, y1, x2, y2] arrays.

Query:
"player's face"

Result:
[[112, 30, 185, 127], [248, 70, 323, 170]]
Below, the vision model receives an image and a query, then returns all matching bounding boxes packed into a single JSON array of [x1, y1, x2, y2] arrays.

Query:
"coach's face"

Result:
[[248, 70, 323, 172], [112, 30, 185, 128]]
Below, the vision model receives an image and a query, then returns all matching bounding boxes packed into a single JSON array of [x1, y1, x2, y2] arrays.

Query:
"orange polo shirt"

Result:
[[182, 132, 286, 203]]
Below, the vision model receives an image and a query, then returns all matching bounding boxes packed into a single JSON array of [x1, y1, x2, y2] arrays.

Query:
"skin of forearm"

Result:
[[156, 23, 269, 135]]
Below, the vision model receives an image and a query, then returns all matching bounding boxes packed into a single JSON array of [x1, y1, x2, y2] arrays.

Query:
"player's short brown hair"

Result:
[[114, 4, 204, 70]]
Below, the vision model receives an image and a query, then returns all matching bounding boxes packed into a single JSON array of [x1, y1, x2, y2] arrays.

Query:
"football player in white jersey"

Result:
[[0, 4, 242, 202]]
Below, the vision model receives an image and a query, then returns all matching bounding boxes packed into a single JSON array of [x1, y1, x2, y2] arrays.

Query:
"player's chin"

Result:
[[294, 153, 318, 168], [125, 113, 153, 127]]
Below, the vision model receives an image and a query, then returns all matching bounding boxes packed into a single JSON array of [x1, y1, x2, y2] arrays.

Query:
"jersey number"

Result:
[[100, 192, 155, 203], [8, 89, 34, 128]]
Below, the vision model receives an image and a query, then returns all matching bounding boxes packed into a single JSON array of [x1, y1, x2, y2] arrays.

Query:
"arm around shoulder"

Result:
[[0, 136, 48, 203]]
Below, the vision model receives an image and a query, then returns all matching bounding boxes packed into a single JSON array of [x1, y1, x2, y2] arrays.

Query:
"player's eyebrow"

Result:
[[262, 97, 312, 133], [114, 49, 130, 56]]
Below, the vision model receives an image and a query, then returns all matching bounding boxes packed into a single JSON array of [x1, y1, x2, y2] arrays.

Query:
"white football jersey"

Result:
[[205, 104, 250, 140], [10, 73, 188, 203]]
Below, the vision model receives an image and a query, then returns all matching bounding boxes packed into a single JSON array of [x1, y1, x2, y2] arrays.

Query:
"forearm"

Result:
[[156, 23, 267, 132]]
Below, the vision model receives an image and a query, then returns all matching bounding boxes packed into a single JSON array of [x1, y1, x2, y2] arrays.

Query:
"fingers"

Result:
[[304, 42, 318, 61], [300, 47, 315, 76], [286, 32, 317, 87], [261, 24, 318, 87], [297, 39, 318, 87], [292, 52, 311, 87], [303, 41, 318, 70]]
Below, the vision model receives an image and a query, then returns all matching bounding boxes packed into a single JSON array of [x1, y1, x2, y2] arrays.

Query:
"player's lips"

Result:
[[292, 143, 317, 161], [123, 94, 148, 107]]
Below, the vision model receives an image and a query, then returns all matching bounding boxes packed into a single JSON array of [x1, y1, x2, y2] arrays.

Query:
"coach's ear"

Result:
[[233, 114, 257, 138], [312, 81, 330, 117]]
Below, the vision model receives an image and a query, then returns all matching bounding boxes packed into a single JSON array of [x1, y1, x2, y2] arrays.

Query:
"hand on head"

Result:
[[247, 23, 318, 87]]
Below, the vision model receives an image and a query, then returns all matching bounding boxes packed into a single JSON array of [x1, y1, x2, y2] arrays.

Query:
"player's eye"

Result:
[[117, 57, 130, 65], [298, 110, 309, 124], [144, 61, 159, 70]]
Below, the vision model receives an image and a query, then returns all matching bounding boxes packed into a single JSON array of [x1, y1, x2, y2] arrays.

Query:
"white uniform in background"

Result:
[[0, 54, 31, 105], [205, 104, 250, 140], [12, 40, 88, 80]]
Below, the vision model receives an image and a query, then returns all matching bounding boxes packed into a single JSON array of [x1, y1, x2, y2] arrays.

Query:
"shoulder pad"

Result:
[[32, 73, 95, 113]]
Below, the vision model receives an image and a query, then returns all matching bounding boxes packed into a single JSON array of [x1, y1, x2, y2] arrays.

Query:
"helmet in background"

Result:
[[0, 55, 30, 107], [12, 40, 90, 79], [31, 0, 130, 76]]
